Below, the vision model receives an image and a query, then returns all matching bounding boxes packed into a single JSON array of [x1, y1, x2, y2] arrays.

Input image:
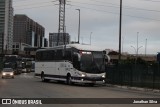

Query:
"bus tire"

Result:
[[89, 83, 95, 87], [66, 74, 72, 85]]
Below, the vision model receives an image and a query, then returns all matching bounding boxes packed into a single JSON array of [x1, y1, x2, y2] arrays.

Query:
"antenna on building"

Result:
[[57, 0, 66, 46]]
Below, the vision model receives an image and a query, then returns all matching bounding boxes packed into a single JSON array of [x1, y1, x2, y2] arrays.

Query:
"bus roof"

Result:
[[37, 44, 104, 52], [4, 55, 19, 57], [68, 44, 103, 51]]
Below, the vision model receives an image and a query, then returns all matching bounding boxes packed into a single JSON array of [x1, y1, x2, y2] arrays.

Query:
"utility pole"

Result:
[[76, 9, 80, 44], [118, 0, 122, 62], [57, 0, 66, 46]]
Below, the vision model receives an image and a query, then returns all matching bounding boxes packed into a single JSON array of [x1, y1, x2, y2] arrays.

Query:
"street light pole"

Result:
[[145, 38, 147, 56], [131, 45, 143, 67], [131, 45, 143, 57], [131, 46, 136, 55], [90, 32, 92, 45], [76, 9, 80, 44], [122, 36, 124, 53], [137, 32, 139, 57], [131, 45, 137, 70]]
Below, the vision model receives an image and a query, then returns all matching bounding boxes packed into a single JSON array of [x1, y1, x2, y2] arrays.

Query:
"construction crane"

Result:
[[57, 0, 66, 46]]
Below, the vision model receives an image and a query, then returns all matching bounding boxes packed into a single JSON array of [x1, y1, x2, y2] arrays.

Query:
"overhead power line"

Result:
[[70, 4, 160, 21], [14, 0, 160, 13], [141, 0, 160, 2], [14, 1, 54, 7], [13, 0, 53, 3], [70, 0, 160, 13], [15, 4, 57, 10], [13, 0, 160, 21], [13, 0, 36, 3]]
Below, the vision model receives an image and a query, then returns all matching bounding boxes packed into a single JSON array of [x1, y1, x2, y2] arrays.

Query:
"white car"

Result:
[[1, 68, 14, 79]]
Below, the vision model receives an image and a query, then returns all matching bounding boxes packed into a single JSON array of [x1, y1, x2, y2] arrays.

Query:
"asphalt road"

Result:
[[0, 72, 160, 107]]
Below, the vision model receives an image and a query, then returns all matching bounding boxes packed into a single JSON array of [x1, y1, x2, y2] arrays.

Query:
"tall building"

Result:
[[49, 33, 70, 47], [44, 38, 48, 47], [0, 0, 13, 54], [13, 14, 45, 49]]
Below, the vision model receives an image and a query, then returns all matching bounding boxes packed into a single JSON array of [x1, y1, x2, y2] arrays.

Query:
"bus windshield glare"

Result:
[[80, 51, 105, 74]]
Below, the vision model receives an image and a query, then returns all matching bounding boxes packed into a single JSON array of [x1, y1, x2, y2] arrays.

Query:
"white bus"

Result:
[[35, 44, 106, 85]]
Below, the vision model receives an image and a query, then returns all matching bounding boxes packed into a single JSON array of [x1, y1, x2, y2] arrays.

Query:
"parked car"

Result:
[[1, 68, 14, 79]]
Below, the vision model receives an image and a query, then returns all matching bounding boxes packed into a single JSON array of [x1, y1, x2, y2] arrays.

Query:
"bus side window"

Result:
[[41, 51, 48, 61], [55, 50, 63, 60], [50, 50, 55, 60], [47, 50, 55, 60], [65, 51, 72, 62], [36, 52, 42, 61]]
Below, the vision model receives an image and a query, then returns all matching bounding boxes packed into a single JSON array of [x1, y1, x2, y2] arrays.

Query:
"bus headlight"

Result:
[[81, 73, 86, 77], [102, 75, 105, 78], [2, 73, 6, 76]]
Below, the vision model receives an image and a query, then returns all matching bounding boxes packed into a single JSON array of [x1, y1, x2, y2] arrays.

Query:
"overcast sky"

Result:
[[13, 0, 160, 54]]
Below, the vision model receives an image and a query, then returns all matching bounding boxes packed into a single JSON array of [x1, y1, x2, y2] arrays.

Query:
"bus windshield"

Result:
[[5, 56, 17, 62], [80, 51, 105, 74]]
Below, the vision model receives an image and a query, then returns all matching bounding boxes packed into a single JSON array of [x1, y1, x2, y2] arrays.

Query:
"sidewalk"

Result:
[[106, 84, 160, 93]]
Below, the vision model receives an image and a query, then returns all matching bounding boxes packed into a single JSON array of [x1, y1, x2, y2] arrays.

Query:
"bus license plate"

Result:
[[92, 81, 96, 83]]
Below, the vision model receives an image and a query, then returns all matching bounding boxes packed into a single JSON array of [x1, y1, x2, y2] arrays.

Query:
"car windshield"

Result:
[[80, 51, 105, 74], [3, 68, 13, 72]]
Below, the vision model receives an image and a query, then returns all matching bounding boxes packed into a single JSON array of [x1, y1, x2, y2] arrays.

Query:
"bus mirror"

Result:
[[73, 53, 80, 70], [105, 55, 111, 64], [73, 53, 81, 62], [103, 51, 106, 54]]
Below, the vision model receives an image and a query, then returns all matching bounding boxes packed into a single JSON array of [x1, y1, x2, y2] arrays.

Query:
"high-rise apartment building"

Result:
[[44, 38, 48, 47], [0, 0, 13, 54], [49, 33, 70, 47], [13, 14, 45, 49]]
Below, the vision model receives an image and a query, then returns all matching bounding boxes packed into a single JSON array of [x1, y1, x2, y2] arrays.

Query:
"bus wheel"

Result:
[[89, 83, 95, 87], [66, 75, 72, 85]]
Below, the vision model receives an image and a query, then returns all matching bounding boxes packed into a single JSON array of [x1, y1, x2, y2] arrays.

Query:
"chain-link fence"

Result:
[[106, 62, 160, 89]]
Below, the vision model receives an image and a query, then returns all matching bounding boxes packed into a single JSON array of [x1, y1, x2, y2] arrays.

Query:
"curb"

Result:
[[105, 84, 160, 93]]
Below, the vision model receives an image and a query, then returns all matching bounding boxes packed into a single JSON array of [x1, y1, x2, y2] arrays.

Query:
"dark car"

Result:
[[1, 68, 14, 79]]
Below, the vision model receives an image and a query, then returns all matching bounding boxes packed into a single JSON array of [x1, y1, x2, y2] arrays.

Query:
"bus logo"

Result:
[[2, 99, 11, 104]]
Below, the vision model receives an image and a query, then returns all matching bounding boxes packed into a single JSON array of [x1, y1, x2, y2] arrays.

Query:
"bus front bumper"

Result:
[[71, 77, 106, 84]]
